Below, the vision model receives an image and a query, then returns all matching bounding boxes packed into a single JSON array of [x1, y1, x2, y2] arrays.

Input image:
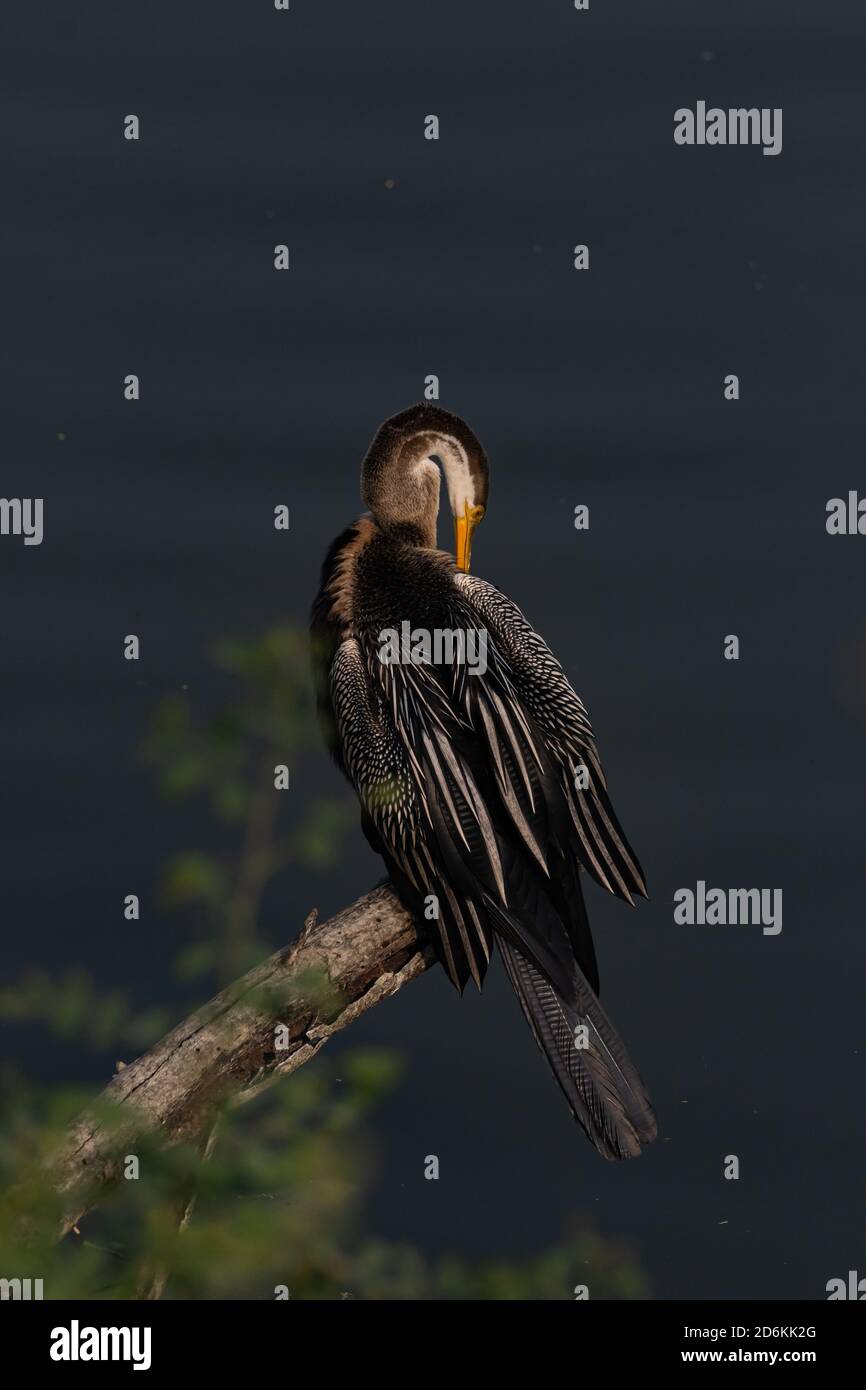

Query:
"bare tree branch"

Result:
[[51, 884, 432, 1238]]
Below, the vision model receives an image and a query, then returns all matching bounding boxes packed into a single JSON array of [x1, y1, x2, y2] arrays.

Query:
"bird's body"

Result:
[[311, 404, 657, 1160]]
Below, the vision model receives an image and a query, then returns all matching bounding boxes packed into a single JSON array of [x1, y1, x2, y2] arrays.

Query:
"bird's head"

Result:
[[361, 403, 489, 571]]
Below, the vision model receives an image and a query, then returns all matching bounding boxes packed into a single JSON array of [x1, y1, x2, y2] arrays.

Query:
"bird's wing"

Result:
[[329, 626, 656, 1159], [453, 571, 647, 903], [329, 636, 498, 991], [330, 633, 598, 1001]]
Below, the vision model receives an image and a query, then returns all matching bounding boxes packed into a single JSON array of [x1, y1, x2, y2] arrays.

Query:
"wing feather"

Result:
[[454, 572, 648, 901]]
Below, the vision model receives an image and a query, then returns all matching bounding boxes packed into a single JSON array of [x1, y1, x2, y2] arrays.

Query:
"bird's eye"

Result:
[[469, 505, 485, 523]]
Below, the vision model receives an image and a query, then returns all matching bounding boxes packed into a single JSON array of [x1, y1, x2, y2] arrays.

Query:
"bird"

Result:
[[310, 403, 657, 1160]]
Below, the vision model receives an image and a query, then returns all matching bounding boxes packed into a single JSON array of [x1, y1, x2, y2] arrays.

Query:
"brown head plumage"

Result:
[[360, 404, 489, 564]]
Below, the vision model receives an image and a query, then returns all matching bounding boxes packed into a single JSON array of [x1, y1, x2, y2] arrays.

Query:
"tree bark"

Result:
[[51, 883, 433, 1238]]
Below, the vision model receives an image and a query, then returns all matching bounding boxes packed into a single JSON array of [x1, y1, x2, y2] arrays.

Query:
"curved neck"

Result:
[[363, 430, 476, 540]]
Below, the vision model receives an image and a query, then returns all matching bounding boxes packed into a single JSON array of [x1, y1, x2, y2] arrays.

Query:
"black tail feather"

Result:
[[498, 937, 657, 1161]]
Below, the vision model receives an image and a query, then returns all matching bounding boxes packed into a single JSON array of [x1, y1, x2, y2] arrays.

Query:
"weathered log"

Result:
[[51, 883, 433, 1237]]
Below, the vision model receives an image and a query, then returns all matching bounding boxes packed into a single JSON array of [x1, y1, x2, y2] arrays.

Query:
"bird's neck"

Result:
[[376, 516, 438, 551]]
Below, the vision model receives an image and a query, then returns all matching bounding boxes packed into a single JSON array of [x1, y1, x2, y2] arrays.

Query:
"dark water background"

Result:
[[3, 0, 865, 1298]]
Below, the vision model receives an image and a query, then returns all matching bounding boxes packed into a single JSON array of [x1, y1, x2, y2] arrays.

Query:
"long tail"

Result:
[[498, 937, 657, 1161]]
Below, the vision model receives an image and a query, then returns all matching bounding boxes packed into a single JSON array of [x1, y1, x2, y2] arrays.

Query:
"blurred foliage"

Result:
[[0, 1055, 647, 1300], [141, 626, 355, 984], [0, 970, 170, 1052], [0, 627, 650, 1300]]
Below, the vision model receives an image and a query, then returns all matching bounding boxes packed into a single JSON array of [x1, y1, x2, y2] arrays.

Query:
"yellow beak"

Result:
[[454, 504, 485, 572]]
